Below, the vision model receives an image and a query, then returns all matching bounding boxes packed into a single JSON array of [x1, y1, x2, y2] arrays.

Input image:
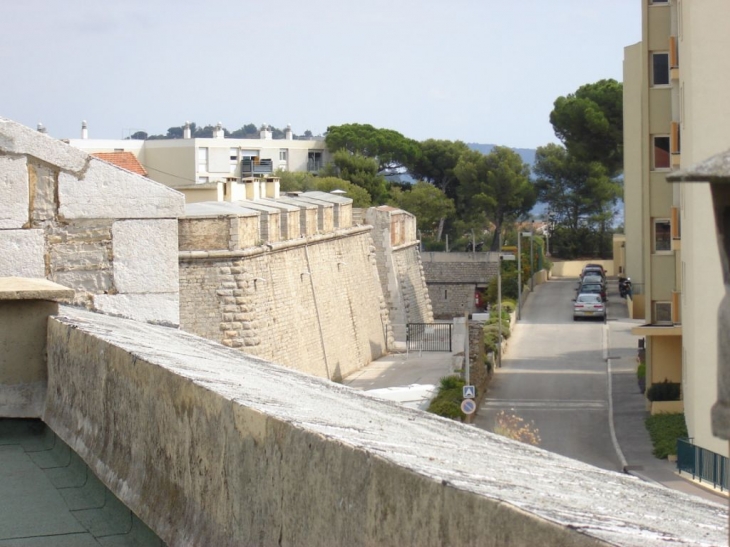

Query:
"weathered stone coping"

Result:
[[392, 240, 420, 252], [44, 306, 727, 547], [0, 277, 74, 301], [178, 224, 373, 261]]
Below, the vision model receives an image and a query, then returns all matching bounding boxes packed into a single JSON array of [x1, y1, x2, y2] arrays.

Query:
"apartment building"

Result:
[[623, 0, 730, 472], [68, 123, 331, 195]]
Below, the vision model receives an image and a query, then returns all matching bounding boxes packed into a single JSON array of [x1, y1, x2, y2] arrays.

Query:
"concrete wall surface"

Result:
[[0, 117, 185, 325], [43, 306, 727, 547], [551, 260, 614, 278]]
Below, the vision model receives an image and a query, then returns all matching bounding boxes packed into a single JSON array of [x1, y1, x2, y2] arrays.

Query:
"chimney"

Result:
[[37, 123, 46, 134], [285, 124, 293, 141], [81, 120, 88, 139], [260, 124, 272, 140], [214, 122, 225, 139], [183, 121, 191, 139]]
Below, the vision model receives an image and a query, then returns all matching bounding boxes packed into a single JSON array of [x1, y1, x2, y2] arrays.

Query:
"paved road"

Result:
[[473, 277, 623, 472]]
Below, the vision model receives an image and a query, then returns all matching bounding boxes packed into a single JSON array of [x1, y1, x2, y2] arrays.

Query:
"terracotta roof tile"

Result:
[[92, 152, 148, 177]]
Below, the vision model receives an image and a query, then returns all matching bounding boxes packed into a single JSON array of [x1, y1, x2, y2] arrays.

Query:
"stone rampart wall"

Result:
[[366, 207, 433, 337], [43, 306, 727, 547], [392, 244, 433, 324], [179, 227, 391, 380], [0, 118, 184, 325]]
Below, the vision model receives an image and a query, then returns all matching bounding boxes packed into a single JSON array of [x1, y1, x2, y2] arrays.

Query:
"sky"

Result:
[[1, 0, 640, 149]]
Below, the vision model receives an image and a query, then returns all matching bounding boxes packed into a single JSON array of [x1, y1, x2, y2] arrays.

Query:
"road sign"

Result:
[[461, 399, 476, 415], [500, 253, 516, 261], [521, 231, 533, 237], [463, 385, 476, 399]]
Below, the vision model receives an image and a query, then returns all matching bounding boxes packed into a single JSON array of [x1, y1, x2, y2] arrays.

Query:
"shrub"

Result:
[[646, 379, 681, 402], [483, 330, 500, 354], [637, 361, 646, 381], [645, 413, 688, 458], [427, 375, 467, 420], [483, 323, 510, 341]]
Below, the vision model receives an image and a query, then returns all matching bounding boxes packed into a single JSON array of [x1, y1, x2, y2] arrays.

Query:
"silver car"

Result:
[[573, 293, 606, 321]]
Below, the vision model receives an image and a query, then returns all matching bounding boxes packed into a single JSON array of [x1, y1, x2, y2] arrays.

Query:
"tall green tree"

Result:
[[325, 123, 421, 174], [390, 182, 455, 234], [454, 147, 536, 251], [532, 143, 621, 258], [329, 150, 389, 203], [550, 79, 623, 177], [407, 139, 469, 240], [532, 143, 621, 230]]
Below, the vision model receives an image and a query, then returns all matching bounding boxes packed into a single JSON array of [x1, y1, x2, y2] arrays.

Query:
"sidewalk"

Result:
[[607, 284, 728, 504], [342, 342, 458, 411]]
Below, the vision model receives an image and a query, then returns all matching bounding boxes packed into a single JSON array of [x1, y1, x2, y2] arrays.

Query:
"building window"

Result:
[[279, 149, 288, 161], [654, 302, 672, 324], [653, 136, 671, 169], [444, 289, 448, 300], [197, 176, 209, 184], [654, 219, 671, 252], [197, 147, 208, 173], [650, 0, 668, 4], [652, 53, 670, 86]]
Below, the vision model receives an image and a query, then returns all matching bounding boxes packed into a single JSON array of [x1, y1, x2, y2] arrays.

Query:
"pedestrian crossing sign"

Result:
[[463, 385, 476, 399]]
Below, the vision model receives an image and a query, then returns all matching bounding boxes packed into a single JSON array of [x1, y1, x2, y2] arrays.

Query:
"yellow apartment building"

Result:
[[624, 0, 730, 473]]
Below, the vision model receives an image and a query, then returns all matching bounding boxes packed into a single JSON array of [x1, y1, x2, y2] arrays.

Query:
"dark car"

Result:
[[577, 282, 607, 302], [581, 274, 606, 289]]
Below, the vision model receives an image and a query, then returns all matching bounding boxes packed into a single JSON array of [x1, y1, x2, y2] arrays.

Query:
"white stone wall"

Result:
[[179, 227, 391, 380], [0, 117, 184, 325]]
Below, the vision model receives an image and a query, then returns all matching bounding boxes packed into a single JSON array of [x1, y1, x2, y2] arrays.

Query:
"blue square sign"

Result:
[[463, 385, 476, 399]]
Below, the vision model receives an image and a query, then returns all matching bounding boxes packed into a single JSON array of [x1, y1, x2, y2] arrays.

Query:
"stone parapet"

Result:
[[44, 306, 728, 547], [0, 117, 184, 325]]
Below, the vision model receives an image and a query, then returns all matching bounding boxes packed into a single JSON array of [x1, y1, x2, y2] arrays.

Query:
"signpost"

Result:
[[463, 385, 475, 399], [460, 398, 476, 415]]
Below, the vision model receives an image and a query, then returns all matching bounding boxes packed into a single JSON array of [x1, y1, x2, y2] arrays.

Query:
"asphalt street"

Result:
[[472, 277, 623, 472]]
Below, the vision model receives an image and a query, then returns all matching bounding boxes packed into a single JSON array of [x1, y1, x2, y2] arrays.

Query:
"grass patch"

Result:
[[645, 413, 688, 459]]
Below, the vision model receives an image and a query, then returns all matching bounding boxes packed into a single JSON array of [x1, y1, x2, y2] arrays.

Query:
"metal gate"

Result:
[[406, 323, 452, 352]]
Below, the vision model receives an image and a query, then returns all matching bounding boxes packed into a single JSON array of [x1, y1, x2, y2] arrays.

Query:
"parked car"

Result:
[[580, 274, 606, 288], [582, 263, 606, 277], [581, 265, 606, 281], [577, 282, 607, 302], [573, 293, 606, 321]]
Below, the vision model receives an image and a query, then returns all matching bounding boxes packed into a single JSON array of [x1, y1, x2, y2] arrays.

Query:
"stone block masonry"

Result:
[[0, 117, 184, 325], [421, 252, 500, 318], [180, 226, 392, 380], [366, 207, 433, 339], [44, 306, 728, 547]]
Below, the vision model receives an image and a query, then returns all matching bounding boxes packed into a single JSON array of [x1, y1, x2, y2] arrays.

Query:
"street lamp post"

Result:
[[517, 233, 522, 321], [530, 220, 535, 292]]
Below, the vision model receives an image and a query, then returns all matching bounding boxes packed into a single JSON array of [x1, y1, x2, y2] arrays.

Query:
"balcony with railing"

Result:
[[677, 437, 729, 491], [241, 158, 273, 176]]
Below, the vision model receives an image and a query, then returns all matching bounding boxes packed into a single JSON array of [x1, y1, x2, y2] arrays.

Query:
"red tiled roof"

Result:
[[92, 152, 148, 177]]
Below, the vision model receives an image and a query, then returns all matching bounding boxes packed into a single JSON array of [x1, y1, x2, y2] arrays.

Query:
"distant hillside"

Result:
[[467, 143, 537, 167]]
